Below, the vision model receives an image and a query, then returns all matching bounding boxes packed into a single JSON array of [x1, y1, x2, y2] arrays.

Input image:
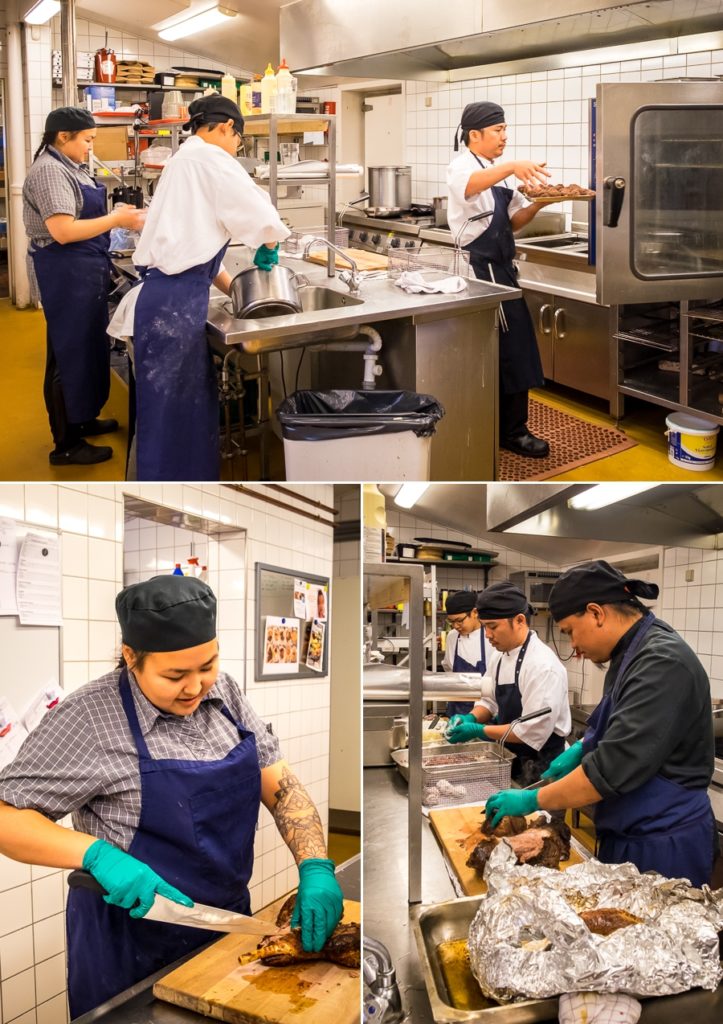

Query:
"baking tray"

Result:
[[411, 894, 559, 1022], [391, 741, 515, 783]]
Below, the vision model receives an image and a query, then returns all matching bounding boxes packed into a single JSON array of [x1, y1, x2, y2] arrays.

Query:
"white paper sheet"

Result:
[[22, 683, 63, 732], [0, 517, 19, 616], [262, 615, 300, 675], [16, 532, 62, 627], [0, 698, 29, 769]]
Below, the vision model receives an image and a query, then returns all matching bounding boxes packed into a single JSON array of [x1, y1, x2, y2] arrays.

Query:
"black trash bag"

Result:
[[276, 390, 445, 442]]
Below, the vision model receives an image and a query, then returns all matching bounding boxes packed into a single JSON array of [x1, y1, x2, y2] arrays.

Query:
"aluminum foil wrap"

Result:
[[467, 842, 723, 1002]]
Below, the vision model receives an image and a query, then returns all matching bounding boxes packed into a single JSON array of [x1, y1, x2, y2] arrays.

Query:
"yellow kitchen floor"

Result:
[[328, 831, 361, 864]]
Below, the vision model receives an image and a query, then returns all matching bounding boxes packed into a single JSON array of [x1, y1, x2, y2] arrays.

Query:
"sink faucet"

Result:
[[302, 237, 362, 295], [363, 936, 404, 1023]]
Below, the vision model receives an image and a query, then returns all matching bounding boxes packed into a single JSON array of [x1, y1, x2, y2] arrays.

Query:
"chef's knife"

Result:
[[68, 869, 270, 936]]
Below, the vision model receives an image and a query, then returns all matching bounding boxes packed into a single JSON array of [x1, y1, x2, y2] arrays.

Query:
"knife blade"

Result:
[[68, 869, 271, 936]]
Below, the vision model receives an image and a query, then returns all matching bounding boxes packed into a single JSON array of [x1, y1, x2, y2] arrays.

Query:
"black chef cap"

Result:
[[549, 560, 659, 622], [45, 106, 96, 133], [445, 590, 478, 615], [183, 94, 244, 136], [116, 575, 217, 652], [453, 101, 505, 151], [476, 580, 531, 619]]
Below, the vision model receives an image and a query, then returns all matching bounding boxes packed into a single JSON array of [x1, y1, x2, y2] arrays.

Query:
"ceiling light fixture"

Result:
[[158, 4, 237, 42], [24, 0, 61, 24], [394, 483, 430, 509], [567, 483, 657, 512]]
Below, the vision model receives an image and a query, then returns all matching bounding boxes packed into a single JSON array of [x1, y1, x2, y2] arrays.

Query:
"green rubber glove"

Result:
[[291, 858, 344, 953], [253, 243, 279, 271], [541, 740, 584, 781], [447, 713, 476, 732], [82, 839, 194, 920], [484, 788, 539, 829], [447, 720, 487, 744]]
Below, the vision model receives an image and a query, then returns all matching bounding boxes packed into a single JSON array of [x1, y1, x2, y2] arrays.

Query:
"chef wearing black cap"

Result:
[[447, 580, 570, 785], [0, 575, 343, 1015], [22, 106, 146, 466], [108, 94, 290, 481], [441, 590, 493, 717], [484, 561, 717, 888], [447, 102, 556, 458]]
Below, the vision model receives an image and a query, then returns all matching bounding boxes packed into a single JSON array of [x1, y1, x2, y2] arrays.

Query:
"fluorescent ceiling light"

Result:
[[158, 4, 236, 42], [394, 483, 429, 509], [567, 483, 657, 512], [25, 0, 60, 24]]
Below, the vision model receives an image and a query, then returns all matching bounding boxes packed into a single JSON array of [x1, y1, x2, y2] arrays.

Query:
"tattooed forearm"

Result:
[[270, 765, 327, 863]]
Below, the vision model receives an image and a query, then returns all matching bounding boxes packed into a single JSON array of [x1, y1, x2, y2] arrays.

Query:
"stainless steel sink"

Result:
[[298, 286, 364, 311]]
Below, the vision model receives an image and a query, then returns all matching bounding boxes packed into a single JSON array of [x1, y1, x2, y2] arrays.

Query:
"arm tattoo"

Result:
[[270, 765, 327, 862]]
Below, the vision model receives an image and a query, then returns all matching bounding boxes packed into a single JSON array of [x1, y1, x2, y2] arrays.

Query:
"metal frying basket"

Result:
[[416, 742, 516, 809]]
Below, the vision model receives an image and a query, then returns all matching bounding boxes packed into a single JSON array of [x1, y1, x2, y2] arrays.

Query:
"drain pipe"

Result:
[[6, 1, 30, 307], [310, 324, 383, 390]]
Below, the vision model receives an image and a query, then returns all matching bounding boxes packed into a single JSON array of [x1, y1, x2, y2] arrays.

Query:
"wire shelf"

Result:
[[283, 226, 349, 254], [387, 244, 471, 280]]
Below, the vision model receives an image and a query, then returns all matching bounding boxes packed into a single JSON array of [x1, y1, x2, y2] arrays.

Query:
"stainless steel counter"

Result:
[[73, 855, 360, 1024]]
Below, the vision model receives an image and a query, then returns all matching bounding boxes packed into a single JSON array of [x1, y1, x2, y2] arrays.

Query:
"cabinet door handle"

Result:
[[554, 307, 566, 339], [539, 303, 553, 334]]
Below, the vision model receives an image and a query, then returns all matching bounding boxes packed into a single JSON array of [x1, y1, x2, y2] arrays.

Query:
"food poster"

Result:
[[306, 618, 325, 672], [262, 616, 300, 675], [293, 581, 307, 618], [304, 581, 328, 621]]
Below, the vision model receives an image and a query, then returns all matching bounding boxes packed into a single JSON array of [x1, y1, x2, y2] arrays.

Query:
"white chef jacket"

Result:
[[108, 135, 290, 340], [446, 147, 530, 248], [442, 626, 494, 675], [474, 630, 570, 751]]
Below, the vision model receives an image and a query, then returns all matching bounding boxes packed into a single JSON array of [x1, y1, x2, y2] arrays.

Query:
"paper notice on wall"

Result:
[[293, 580, 307, 618], [0, 698, 29, 769], [0, 517, 19, 616], [262, 616, 300, 675], [306, 618, 326, 672], [16, 532, 62, 627], [22, 683, 64, 733], [304, 582, 328, 621]]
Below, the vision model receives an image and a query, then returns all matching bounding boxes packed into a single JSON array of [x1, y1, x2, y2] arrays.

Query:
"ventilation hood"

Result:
[[283, 0, 723, 80]]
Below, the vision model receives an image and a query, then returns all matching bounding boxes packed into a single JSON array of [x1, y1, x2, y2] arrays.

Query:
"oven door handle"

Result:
[[603, 176, 626, 227]]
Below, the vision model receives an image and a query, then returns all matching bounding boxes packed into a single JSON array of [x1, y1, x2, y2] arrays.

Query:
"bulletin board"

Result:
[[255, 562, 330, 681]]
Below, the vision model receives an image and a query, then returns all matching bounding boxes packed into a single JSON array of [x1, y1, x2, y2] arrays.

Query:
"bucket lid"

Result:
[[665, 412, 720, 433]]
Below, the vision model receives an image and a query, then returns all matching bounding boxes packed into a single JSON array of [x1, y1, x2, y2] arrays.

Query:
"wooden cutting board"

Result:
[[429, 804, 585, 896], [304, 246, 389, 272], [153, 897, 361, 1024]]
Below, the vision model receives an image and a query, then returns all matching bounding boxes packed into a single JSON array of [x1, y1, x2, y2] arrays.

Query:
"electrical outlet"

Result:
[[685, 568, 695, 582], [425, 96, 433, 108]]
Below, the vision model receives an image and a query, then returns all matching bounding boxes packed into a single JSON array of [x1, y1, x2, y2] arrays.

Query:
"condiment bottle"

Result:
[[260, 62, 277, 114], [275, 58, 295, 114]]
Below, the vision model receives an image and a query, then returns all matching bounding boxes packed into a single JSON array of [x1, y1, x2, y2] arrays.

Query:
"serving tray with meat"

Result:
[[518, 183, 596, 202]]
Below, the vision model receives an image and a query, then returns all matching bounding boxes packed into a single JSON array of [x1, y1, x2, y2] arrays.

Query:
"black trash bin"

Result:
[[276, 390, 445, 481]]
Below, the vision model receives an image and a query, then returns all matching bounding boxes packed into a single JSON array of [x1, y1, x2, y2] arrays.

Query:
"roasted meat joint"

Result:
[[364, 482, 723, 1024]]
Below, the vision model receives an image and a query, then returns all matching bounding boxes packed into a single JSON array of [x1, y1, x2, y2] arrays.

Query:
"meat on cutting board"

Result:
[[238, 922, 361, 968], [466, 817, 571, 873]]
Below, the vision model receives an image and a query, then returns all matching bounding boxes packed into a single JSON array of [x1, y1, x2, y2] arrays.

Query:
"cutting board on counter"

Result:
[[304, 246, 389, 271], [153, 897, 361, 1024], [429, 804, 585, 896]]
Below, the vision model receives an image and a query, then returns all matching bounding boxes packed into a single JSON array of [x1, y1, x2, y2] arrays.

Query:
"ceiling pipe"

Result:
[[60, 0, 77, 107]]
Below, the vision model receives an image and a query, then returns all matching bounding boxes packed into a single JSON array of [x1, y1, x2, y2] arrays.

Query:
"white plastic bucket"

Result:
[[665, 412, 719, 471]]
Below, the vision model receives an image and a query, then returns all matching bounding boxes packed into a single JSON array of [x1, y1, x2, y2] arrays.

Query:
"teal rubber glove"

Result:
[[448, 720, 487, 744], [447, 713, 476, 733], [82, 839, 193, 920], [291, 857, 344, 953], [484, 788, 539, 829], [541, 740, 584, 781], [253, 243, 279, 271]]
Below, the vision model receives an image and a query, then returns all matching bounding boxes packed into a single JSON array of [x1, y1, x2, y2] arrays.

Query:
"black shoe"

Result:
[[501, 432, 550, 459], [49, 440, 113, 466], [78, 418, 119, 437]]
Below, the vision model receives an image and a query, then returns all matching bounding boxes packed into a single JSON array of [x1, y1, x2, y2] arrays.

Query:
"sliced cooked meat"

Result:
[[481, 814, 528, 838], [467, 818, 572, 873], [580, 908, 643, 936], [238, 922, 361, 968], [466, 837, 498, 872]]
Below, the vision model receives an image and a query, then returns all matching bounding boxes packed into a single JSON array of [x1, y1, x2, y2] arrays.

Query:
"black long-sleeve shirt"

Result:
[[582, 617, 714, 799]]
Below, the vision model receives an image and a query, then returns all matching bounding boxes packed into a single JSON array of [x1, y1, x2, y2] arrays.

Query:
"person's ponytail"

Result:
[[33, 130, 56, 162]]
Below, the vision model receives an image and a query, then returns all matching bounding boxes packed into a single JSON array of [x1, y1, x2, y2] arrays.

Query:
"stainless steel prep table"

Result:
[[364, 766, 723, 1024], [72, 854, 360, 1024]]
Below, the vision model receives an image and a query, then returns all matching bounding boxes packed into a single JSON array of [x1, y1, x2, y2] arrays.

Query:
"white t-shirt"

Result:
[[474, 630, 571, 751], [446, 147, 530, 248], [442, 627, 493, 675]]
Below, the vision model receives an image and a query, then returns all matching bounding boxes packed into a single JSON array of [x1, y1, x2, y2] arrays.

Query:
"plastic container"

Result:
[[239, 81, 254, 117], [275, 58, 296, 114], [260, 62, 277, 114], [276, 389, 445, 481], [84, 85, 116, 111], [665, 412, 719, 471]]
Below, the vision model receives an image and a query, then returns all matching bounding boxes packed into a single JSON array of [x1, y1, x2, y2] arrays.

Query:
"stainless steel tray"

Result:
[[392, 741, 516, 783], [411, 895, 559, 1023]]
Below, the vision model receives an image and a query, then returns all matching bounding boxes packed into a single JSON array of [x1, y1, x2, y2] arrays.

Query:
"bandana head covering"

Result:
[[116, 575, 217, 652], [45, 106, 96, 133], [453, 101, 505, 151], [183, 94, 244, 136], [445, 590, 478, 615], [549, 560, 659, 622], [475, 580, 531, 619]]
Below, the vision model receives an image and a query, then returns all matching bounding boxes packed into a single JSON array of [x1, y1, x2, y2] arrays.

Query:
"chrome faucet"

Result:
[[363, 936, 404, 1023], [302, 237, 362, 295]]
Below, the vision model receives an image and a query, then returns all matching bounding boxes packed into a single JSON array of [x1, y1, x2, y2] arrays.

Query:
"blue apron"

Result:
[[30, 150, 111, 425], [583, 613, 716, 887], [66, 668, 261, 1016], [131, 244, 227, 480], [447, 629, 486, 717], [495, 630, 564, 783], [464, 155, 544, 395]]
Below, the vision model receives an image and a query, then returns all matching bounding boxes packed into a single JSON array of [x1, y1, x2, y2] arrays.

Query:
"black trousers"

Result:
[[501, 388, 529, 441], [44, 339, 81, 452]]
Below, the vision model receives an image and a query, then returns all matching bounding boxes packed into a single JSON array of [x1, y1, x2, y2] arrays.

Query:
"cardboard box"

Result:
[[366, 576, 410, 610], [92, 126, 129, 162]]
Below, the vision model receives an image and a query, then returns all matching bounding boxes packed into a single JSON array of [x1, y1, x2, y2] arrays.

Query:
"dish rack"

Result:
[[283, 226, 349, 254], [391, 740, 514, 809], [387, 244, 471, 280]]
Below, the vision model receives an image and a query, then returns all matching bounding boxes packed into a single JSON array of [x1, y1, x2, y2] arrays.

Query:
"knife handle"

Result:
[[68, 869, 107, 895]]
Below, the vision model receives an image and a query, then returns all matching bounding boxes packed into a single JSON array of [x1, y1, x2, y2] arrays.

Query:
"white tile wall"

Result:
[[0, 483, 338, 1023]]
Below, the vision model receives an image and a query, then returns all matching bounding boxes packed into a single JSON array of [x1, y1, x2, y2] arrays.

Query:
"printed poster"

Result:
[[262, 616, 300, 675], [306, 618, 326, 672], [304, 582, 328, 621], [293, 580, 307, 618]]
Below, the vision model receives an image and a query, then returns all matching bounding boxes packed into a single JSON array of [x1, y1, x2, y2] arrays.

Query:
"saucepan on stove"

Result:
[[230, 265, 305, 319], [368, 165, 412, 211]]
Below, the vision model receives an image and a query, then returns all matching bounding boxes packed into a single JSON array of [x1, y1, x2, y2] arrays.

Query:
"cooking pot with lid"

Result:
[[230, 265, 304, 319], [368, 166, 412, 211]]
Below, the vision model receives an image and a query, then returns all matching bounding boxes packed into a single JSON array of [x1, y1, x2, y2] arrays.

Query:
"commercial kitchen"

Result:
[[364, 482, 723, 1023], [0, 481, 361, 1024], [3, 1, 723, 481]]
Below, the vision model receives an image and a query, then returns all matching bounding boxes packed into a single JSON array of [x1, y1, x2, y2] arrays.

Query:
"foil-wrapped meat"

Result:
[[579, 908, 643, 936]]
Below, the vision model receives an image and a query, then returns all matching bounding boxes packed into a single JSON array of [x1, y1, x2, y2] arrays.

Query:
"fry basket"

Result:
[[387, 244, 471, 280], [391, 740, 514, 809]]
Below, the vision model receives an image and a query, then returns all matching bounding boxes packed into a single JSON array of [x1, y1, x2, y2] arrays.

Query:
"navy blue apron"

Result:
[[131, 243, 228, 480], [66, 668, 261, 1016], [583, 613, 716, 887], [495, 630, 564, 784], [30, 150, 111, 425], [447, 628, 486, 717], [464, 155, 544, 395]]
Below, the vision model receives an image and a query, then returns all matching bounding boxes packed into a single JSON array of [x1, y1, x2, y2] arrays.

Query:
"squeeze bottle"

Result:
[[275, 58, 295, 114], [260, 63, 277, 114]]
